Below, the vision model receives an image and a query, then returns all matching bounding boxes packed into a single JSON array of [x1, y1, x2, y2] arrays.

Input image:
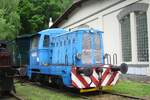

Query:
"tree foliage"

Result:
[[0, 0, 20, 40], [0, 0, 72, 39], [19, 0, 72, 34]]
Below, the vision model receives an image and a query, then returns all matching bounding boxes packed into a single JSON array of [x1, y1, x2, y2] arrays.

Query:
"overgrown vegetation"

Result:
[[0, 0, 72, 40], [112, 80, 150, 97], [0, 0, 20, 40]]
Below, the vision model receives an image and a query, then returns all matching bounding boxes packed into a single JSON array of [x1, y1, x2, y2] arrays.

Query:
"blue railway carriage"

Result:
[[25, 28, 128, 92]]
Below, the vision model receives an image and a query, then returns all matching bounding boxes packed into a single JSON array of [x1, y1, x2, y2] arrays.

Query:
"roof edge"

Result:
[[51, 0, 89, 28]]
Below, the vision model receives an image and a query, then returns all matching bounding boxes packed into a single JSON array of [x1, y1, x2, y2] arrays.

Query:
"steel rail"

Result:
[[104, 91, 146, 100]]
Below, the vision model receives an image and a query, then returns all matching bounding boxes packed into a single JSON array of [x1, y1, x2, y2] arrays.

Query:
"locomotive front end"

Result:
[[70, 29, 128, 92]]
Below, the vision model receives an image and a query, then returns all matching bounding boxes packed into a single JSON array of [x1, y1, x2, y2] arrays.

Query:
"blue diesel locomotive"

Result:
[[15, 28, 128, 92]]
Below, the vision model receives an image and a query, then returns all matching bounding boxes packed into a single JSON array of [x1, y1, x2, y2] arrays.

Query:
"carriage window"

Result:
[[31, 35, 40, 49], [43, 35, 50, 47]]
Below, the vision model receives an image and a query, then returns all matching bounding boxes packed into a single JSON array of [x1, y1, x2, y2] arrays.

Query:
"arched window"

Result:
[[120, 15, 132, 62], [118, 3, 149, 62], [135, 11, 149, 61]]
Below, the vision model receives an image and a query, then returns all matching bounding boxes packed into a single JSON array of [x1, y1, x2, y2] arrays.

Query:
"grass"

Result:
[[112, 80, 150, 97], [15, 80, 150, 100], [15, 83, 81, 100]]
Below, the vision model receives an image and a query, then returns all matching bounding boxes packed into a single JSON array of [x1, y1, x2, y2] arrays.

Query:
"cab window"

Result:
[[31, 35, 40, 49], [43, 35, 50, 47]]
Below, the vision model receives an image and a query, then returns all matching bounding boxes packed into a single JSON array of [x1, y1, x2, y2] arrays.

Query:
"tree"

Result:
[[19, 0, 72, 34], [0, 0, 20, 40]]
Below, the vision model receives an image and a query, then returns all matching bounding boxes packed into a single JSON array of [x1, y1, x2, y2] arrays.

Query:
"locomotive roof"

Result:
[[16, 28, 67, 39], [16, 28, 103, 39], [56, 28, 103, 37], [38, 28, 68, 36]]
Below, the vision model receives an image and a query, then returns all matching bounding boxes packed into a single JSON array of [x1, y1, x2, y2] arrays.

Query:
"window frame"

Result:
[[118, 3, 149, 64]]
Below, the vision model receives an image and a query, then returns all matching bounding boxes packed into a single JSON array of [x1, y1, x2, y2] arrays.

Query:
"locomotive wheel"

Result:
[[57, 78, 64, 89], [39, 75, 49, 86], [51, 77, 64, 89]]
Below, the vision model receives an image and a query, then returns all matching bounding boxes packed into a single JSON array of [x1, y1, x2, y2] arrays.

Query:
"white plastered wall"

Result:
[[58, 0, 150, 76]]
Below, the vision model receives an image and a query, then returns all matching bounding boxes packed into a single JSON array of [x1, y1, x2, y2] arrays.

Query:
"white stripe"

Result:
[[92, 70, 99, 81], [102, 68, 107, 76], [82, 76, 96, 87], [82, 74, 97, 88], [103, 65, 110, 68], [71, 73, 85, 88], [110, 73, 120, 85], [90, 82, 96, 87], [101, 74, 112, 86], [82, 75, 91, 84]]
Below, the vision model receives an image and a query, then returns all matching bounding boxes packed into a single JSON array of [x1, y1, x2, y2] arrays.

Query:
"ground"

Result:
[[89, 94, 136, 100], [12, 79, 150, 100]]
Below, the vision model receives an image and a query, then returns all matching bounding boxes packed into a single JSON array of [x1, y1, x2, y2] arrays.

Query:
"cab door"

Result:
[[38, 35, 50, 66], [30, 35, 40, 66]]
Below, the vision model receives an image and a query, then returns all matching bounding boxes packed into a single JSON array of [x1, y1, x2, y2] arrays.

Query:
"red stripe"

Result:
[[71, 67, 89, 88], [90, 75, 99, 86], [76, 75, 89, 88], [71, 67, 76, 74], [101, 68, 110, 83], [72, 80, 79, 88], [106, 72, 118, 85]]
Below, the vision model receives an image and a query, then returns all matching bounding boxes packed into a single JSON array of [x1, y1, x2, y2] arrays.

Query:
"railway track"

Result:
[[104, 91, 146, 100], [21, 81, 146, 100]]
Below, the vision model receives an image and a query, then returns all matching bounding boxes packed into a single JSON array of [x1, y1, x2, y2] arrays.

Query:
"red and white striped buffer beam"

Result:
[[71, 63, 128, 89]]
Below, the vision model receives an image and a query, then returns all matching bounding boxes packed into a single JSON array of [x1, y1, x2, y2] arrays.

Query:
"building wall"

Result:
[[58, 0, 150, 76]]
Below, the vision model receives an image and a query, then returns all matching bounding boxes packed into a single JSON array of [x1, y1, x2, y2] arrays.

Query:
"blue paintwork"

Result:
[[27, 28, 104, 87]]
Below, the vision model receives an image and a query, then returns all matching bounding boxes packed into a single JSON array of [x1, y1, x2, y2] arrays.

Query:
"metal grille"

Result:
[[120, 15, 132, 62], [94, 33, 101, 63], [82, 33, 91, 49], [82, 33, 92, 64], [136, 12, 149, 62]]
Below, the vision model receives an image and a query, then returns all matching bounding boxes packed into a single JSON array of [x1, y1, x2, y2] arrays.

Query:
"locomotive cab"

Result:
[[30, 34, 51, 67]]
